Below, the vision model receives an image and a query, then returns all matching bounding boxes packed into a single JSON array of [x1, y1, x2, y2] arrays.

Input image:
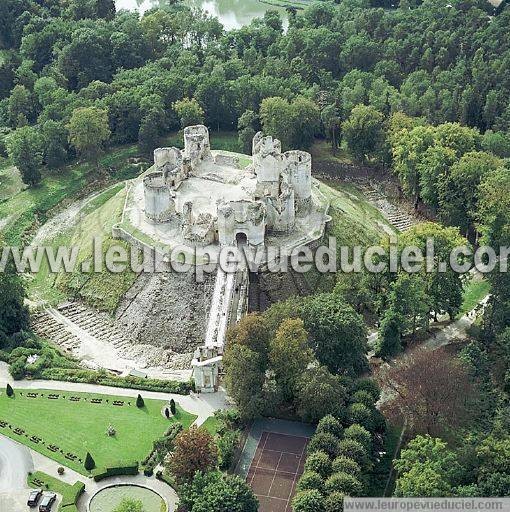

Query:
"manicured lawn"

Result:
[[0, 388, 196, 475]]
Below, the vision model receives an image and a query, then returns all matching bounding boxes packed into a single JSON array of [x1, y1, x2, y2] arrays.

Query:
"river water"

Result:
[[115, 0, 288, 30]]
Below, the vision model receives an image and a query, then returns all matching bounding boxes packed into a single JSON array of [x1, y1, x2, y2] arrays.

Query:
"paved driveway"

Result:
[[0, 436, 37, 512]]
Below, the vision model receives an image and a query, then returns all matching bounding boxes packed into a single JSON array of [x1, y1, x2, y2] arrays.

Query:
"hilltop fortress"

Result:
[[136, 125, 323, 254]]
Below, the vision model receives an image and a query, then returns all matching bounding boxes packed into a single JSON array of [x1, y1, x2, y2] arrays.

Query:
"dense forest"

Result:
[[1, 0, 510, 506]]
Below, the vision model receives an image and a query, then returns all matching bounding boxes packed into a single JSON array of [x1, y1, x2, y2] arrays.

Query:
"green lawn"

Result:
[[0, 388, 196, 475], [320, 180, 396, 247], [458, 277, 490, 317], [201, 416, 221, 436], [0, 144, 141, 246]]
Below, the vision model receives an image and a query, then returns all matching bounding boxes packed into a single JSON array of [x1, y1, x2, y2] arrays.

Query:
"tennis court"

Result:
[[246, 431, 309, 512]]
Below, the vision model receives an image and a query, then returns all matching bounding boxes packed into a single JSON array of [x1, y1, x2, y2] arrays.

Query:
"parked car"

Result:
[[38, 492, 57, 512], [27, 489, 42, 507]]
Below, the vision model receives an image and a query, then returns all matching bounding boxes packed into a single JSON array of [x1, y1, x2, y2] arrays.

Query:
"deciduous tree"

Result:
[[166, 427, 218, 484]]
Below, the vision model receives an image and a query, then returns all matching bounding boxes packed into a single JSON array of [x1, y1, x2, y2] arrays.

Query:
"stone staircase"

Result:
[[56, 302, 131, 351], [318, 172, 420, 233], [31, 310, 82, 353], [31, 302, 132, 358], [361, 187, 418, 232]]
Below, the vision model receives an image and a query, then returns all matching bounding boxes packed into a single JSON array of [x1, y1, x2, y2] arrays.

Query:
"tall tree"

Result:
[[381, 348, 478, 437], [6, 126, 44, 186], [302, 293, 368, 376], [68, 107, 111, 168], [269, 318, 314, 401], [394, 435, 460, 497], [343, 104, 385, 162]]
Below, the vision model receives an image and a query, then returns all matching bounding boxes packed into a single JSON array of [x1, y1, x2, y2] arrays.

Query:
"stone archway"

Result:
[[235, 232, 248, 246]]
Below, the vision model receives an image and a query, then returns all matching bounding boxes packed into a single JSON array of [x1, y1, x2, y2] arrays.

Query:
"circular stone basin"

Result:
[[88, 484, 167, 512]]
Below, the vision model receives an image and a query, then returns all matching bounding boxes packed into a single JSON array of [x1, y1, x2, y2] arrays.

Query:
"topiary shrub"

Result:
[[325, 491, 346, 512], [316, 415, 343, 438], [296, 471, 325, 493], [343, 424, 372, 451], [292, 489, 325, 512], [304, 451, 332, 479], [57, 467, 65, 475], [337, 439, 369, 469], [325, 472, 363, 496], [84, 452, 96, 471], [331, 456, 361, 477], [347, 402, 374, 431], [136, 394, 144, 408], [308, 433, 340, 459], [6, 383, 14, 397], [170, 398, 176, 415]]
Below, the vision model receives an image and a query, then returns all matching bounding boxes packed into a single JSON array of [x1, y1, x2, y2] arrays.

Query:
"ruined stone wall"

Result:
[[217, 200, 266, 247]]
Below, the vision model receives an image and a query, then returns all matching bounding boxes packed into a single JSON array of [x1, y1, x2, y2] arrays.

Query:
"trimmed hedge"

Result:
[[61, 482, 85, 509], [41, 368, 193, 395], [91, 462, 139, 482]]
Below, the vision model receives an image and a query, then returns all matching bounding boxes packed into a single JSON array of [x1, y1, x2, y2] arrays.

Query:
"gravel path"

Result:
[[375, 295, 490, 407]]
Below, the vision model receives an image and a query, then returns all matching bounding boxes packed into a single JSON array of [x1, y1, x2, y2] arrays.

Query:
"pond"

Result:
[[115, 0, 289, 30], [88, 485, 167, 512]]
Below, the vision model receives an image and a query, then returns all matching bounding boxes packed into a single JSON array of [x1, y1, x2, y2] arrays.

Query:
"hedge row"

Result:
[[40, 368, 193, 395], [91, 462, 139, 482], [61, 481, 85, 510]]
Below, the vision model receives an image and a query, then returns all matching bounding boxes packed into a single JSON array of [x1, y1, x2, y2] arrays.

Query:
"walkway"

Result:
[[0, 436, 38, 512]]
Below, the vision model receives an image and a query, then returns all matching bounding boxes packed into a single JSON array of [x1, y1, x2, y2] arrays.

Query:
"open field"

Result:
[[0, 388, 196, 475]]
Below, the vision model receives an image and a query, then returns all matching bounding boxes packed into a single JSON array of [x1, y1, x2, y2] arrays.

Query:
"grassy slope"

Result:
[[53, 187, 137, 312], [459, 276, 490, 318], [0, 145, 140, 246], [320, 179, 396, 246], [301, 179, 396, 292], [0, 160, 23, 202], [28, 184, 132, 310], [0, 388, 196, 475]]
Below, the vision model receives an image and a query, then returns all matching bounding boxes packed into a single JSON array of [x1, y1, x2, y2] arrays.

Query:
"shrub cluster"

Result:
[[293, 379, 384, 512], [142, 422, 183, 477], [40, 367, 193, 395]]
